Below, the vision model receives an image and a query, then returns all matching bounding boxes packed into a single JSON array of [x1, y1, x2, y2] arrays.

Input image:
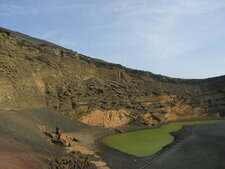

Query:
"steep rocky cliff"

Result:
[[0, 27, 225, 128]]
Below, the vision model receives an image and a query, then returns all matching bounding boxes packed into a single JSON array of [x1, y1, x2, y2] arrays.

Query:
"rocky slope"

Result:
[[0, 27, 225, 128], [0, 108, 108, 169]]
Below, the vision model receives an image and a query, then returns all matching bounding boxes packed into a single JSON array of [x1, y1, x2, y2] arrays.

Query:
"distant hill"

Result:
[[0, 27, 225, 128]]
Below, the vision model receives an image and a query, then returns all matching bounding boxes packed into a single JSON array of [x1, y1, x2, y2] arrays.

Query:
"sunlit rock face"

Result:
[[80, 109, 132, 128], [1, 27, 225, 128]]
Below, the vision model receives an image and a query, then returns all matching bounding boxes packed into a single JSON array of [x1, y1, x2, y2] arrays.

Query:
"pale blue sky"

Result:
[[1, 0, 225, 79]]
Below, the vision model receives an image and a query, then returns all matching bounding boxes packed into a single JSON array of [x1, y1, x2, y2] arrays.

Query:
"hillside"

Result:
[[0, 27, 225, 128]]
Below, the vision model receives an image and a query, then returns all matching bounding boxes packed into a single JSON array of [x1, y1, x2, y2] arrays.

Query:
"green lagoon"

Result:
[[101, 120, 224, 157]]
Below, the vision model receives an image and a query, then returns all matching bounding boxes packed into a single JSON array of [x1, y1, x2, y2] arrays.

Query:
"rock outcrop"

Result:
[[43, 126, 78, 147], [80, 109, 132, 128], [0, 27, 225, 128], [49, 151, 97, 169], [143, 113, 161, 126]]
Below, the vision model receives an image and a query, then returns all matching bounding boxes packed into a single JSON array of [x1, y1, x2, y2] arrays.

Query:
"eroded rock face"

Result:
[[143, 113, 161, 126], [80, 109, 132, 128], [1, 27, 225, 128], [43, 126, 78, 147], [49, 151, 97, 169]]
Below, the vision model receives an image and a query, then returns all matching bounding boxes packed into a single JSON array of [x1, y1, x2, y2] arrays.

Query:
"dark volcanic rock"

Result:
[[44, 126, 79, 147], [49, 151, 97, 169], [0, 27, 225, 128]]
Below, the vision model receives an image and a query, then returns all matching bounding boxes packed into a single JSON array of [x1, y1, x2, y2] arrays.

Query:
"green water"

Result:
[[101, 120, 224, 157]]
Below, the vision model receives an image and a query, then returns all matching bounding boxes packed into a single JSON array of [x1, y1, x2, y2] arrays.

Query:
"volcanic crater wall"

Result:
[[0, 27, 225, 128]]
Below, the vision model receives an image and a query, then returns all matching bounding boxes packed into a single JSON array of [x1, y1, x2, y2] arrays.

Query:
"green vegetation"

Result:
[[101, 120, 224, 157]]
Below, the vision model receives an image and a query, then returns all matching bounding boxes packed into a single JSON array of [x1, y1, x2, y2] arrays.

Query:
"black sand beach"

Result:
[[98, 122, 225, 169]]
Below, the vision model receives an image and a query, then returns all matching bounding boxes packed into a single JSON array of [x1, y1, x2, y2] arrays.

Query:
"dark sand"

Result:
[[1, 108, 225, 169], [0, 137, 49, 169], [0, 108, 88, 156], [144, 122, 225, 169], [98, 122, 225, 169], [0, 108, 107, 168]]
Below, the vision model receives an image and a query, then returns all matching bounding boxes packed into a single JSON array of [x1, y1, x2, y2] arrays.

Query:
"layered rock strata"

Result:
[[1, 27, 225, 128]]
